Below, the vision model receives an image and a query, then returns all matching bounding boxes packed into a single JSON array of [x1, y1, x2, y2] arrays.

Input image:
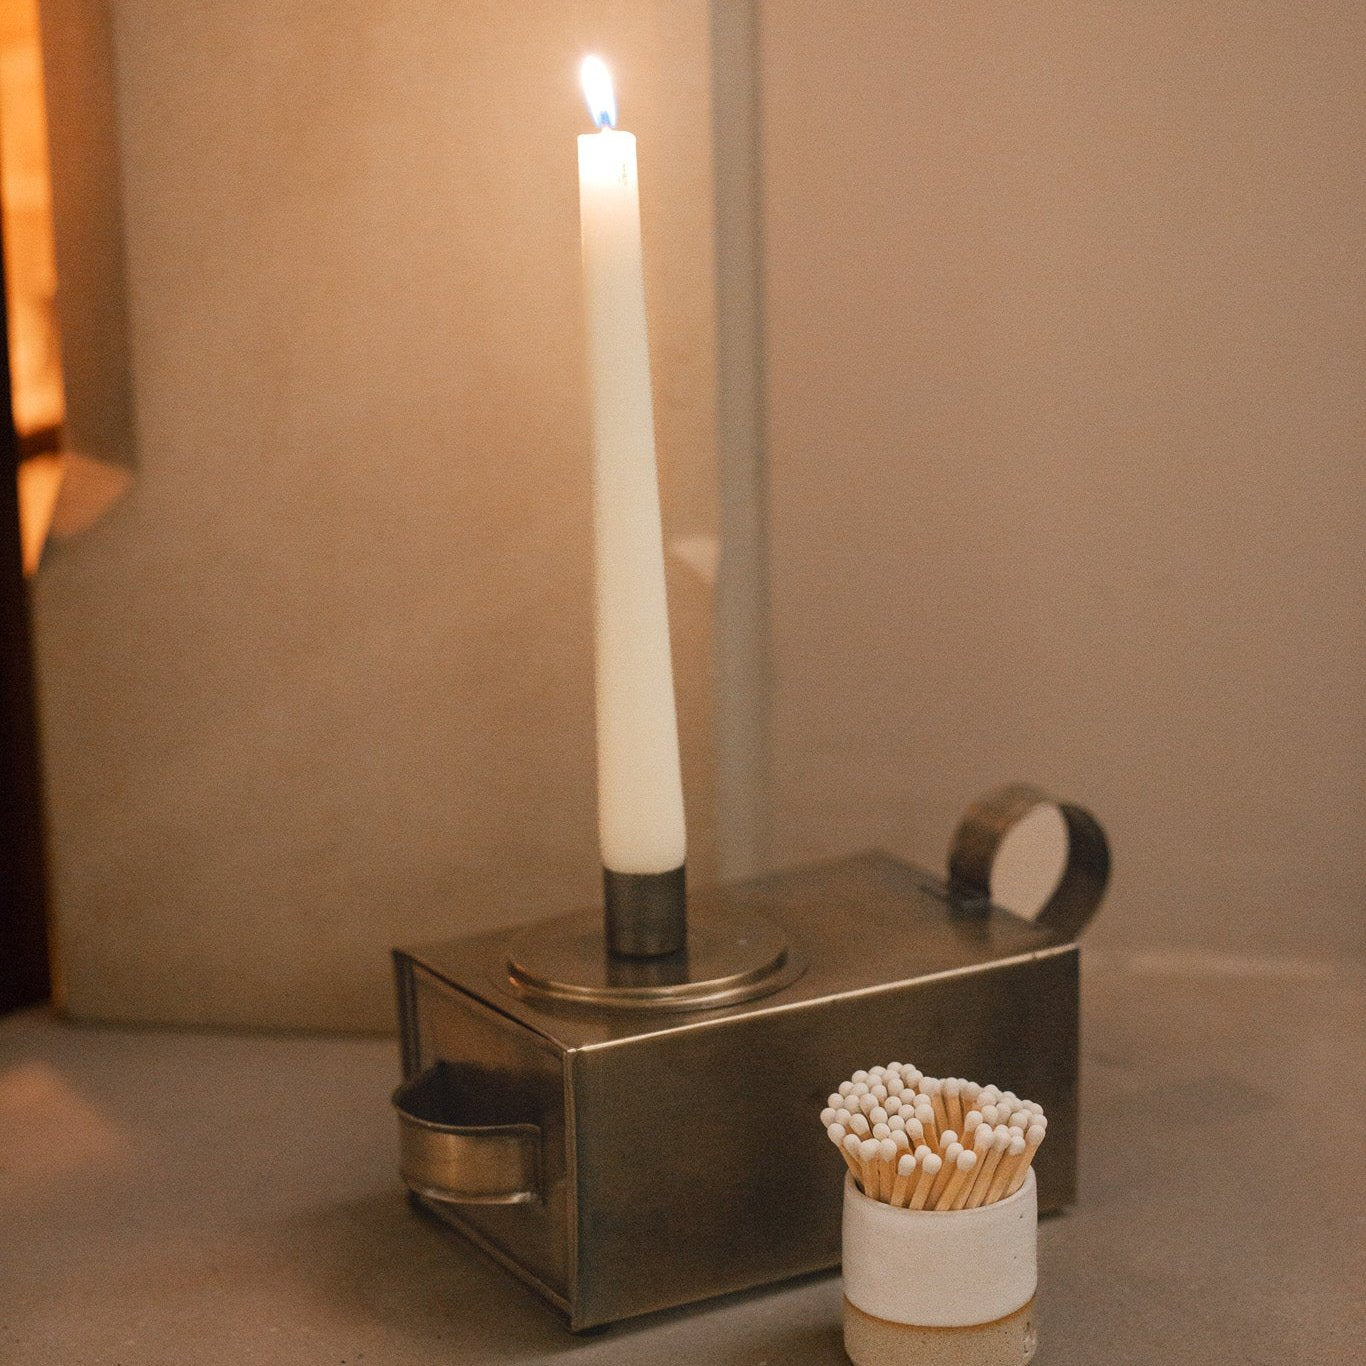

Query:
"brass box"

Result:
[[393, 812, 1103, 1329]]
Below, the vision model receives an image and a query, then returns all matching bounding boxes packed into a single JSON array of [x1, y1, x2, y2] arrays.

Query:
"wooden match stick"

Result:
[[986, 1134, 1026, 1205], [964, 1127, 1010, 1209], [914, 1102, 938, 1149], [950, 1126, 993, 1208], [890, 1152, 915, 1207], [910, 1152, 942, 1210], [833, 1127, 860, 1176], [926, 1143, 959, 1206], [961, 1110, 982, 1147], [944, 1077, 964, 1132], [858, 1138, 881, 1197], [922, 1078, 950, 1135], [1007, 1122, 1046, 1196], [939, 1150, 977, 1211], [876, 1137, 898, 1201]]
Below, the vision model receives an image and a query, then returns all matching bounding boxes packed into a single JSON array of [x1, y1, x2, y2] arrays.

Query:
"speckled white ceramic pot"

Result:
[[842, 1168, 1038, 1366]]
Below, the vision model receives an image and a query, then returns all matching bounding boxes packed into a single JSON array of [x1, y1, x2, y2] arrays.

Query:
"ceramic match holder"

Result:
[[842, 1168, 1038, 1366], [391, 783, 1107, 1329]]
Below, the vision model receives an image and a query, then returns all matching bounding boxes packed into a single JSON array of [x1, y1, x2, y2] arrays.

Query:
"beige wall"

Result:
[[35, 1, 718, 1030], [759, 2, 1364, 955]]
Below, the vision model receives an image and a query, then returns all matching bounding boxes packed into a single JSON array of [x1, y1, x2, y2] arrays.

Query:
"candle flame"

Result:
[[580, 55, 617, 129]]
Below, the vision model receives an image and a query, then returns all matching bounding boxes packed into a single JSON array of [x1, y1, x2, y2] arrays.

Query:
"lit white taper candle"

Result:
[[577, 57, 686, 888]]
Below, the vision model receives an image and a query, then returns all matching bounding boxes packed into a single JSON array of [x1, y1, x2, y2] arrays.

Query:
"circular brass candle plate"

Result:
[[505, 910, 801, 1011]]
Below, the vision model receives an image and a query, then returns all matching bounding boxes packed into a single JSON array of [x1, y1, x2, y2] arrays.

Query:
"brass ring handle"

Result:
[[947, 783, 1110, 939], [392, 1064, 541, 1206]]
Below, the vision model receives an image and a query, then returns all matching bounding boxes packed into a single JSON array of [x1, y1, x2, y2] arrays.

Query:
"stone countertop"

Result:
[[3, 953, 1362, 1364]]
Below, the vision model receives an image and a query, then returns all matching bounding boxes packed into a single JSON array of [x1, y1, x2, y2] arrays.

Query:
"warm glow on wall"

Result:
[[1, 0, 66, 574]]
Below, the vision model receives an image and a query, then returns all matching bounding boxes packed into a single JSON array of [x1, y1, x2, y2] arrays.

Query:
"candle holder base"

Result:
[[506, 908, 799, 1011]]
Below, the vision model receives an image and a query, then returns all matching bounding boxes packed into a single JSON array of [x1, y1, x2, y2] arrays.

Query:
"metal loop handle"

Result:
[[947, 783, 1110, 940], [392, 1064, 541, 1206]]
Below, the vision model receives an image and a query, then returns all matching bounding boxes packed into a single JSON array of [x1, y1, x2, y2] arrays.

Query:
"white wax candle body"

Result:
[[578, 127, 686, 875]]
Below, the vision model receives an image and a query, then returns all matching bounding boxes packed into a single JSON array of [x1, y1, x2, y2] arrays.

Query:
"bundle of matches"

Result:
[[820, 1064, 1046, 1212]]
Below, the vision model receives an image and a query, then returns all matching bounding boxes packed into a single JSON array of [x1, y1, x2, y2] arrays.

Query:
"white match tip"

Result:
[[942, 1142, 962, 1165], [945, 1077, 961, 1097], [892, 1129, 910, 1150], [844, 1134, 862, 1157], [992, 1127, 1011, 1149], [850, 1114, 870, 1136], [920, 1076, 940, 1095], [940, 1131, 959, 1149], [872, 1123, 891, 1140], [827, 1093, 843, 1108], [851, 1070, 870, 1083], [958, 1150, 978, 1171], [898, 1153, 916, 1176], [879, 1138, 897, 1161], [963, 1111, 982, 1131], [869, 1066, 887, 1079], [836, 1108, 852, 1125], [889, 1114, 907, 1132], [1008, 1135, 1026, 1155], [870, 1107, 888, 1125], [924, 1153, 943, 1175], [820, 1107, 837, 1127], [860, 1138, 880, 1161], [838, 1081, 855, 1097], [1027, 1123, 1046, 1143], [914, 1144, 933, 1162]]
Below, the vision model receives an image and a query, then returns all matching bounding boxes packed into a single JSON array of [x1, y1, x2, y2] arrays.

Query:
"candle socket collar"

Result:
[[603, 865, 686, 957]]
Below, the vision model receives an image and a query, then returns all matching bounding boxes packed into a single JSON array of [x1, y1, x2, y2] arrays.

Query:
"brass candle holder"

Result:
[[391, 782, 1108, 1329]]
